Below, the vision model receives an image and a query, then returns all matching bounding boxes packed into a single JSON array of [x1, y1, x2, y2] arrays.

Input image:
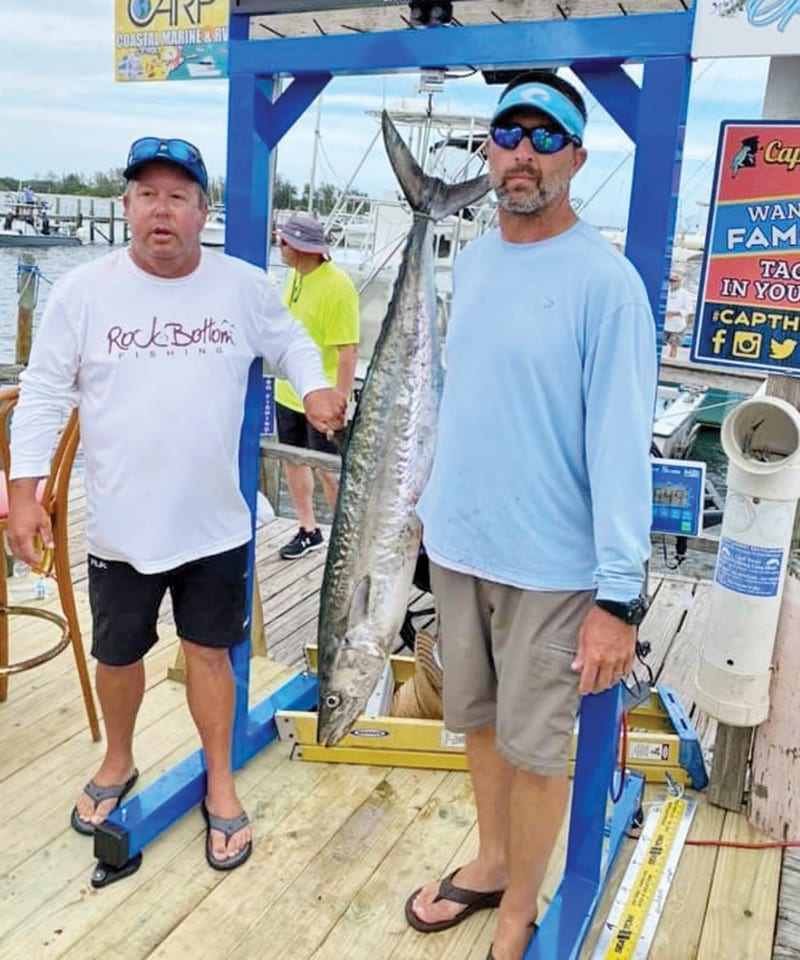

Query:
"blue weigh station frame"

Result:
[[95, 4, 696, 957]]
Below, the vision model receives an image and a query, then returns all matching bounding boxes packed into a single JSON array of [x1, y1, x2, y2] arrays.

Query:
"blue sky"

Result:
[[0, 1, 771, 229]]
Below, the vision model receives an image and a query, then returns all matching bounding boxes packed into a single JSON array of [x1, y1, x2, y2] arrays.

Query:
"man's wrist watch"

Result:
[[595, 595, 649, 626]]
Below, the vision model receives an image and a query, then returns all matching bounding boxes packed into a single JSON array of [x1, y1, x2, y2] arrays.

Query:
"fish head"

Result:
[[316, 630, 388, 747]]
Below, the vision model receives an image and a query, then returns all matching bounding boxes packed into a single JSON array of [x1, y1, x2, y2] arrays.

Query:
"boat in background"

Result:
[[652, 382, 707, 460], [0, 192, 81, 248], [200, 203, 226, 247]]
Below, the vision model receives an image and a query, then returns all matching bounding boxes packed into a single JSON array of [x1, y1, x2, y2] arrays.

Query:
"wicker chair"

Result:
[[0, 386, 100, 741]]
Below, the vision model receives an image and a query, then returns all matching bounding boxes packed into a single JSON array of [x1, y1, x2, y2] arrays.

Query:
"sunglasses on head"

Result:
[[489, 124, 582, 154], [127, 137, 208, 189]]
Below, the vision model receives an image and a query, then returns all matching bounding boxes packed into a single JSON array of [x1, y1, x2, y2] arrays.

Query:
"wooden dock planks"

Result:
[[0, 475, 794, 960]]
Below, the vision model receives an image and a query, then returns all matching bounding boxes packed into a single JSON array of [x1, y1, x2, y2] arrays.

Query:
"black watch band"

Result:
[[595, 595, 649, 626]]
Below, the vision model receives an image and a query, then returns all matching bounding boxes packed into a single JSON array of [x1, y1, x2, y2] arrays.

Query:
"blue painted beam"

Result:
[[93, 672, 318, 868], [572, 62, 641, 143], [230, 14, 692, 77], [625, 56, 693, 345], [566, 687, 623, 884], [525, 689, 645, 959], [255, 73, 333, 150]]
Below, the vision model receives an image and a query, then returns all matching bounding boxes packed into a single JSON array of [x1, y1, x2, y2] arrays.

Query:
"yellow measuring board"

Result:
[[276, 648, 706, 787], [592, 795, 697, 959]]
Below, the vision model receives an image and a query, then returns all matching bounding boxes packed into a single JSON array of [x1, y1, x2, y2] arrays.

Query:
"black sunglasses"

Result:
[[490, 124, 582, 155]]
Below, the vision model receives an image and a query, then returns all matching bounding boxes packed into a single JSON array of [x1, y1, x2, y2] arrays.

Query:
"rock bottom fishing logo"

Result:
[[106, 315, 236, 358]]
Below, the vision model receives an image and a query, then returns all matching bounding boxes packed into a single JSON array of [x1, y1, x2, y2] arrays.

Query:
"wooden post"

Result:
[[260, 456, 281, 515], [707, 726, 752, 811], [749, 571, 800, 838], [109, 200, 116, 245], [15, 253, 37, 365], [748, 375, 800, 837]]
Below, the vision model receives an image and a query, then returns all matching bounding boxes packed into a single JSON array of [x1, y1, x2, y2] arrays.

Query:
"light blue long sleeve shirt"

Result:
[[416, 221, 657, 602]]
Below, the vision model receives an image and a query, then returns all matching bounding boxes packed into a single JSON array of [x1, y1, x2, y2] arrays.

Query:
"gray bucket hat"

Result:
[[278, 214, 331, 260]]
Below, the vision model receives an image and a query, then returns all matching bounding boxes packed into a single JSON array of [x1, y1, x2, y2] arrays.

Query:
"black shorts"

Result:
[[88, 544, 249, 666], [276, 402, 339, 457]]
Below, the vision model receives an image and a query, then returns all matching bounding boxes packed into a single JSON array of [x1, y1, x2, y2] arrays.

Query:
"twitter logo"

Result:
[[769, 339, 797, 362]]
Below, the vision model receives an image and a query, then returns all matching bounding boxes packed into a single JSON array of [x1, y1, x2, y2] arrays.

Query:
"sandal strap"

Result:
[[83, 772, 136, 804], [205, 809, 250, 840], [435, 870, 501, 907]]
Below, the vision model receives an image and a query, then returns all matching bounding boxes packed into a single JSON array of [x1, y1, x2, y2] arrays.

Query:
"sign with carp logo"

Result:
[[115, 0, 229, 82], [690, 120, 800, 377]]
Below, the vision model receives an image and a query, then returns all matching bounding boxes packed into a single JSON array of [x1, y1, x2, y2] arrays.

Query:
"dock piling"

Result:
[[16, 253, 39, 365]]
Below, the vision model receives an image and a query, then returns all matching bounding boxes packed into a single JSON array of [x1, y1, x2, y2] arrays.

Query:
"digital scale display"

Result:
[[653, 485, 689, 508], [651, 459, 706, 537]]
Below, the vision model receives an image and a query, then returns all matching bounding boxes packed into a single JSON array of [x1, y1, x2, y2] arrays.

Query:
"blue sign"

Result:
[[650, 458, 706, 537], [262, 375, 276, 436], [715, 538, 784, 598]]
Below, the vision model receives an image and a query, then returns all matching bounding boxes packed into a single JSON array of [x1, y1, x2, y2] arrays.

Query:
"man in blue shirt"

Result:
[[404, 71, 656, 960]]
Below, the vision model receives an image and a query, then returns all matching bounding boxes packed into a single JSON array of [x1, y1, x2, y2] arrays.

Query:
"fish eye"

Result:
[[324, 693, 341, 709]]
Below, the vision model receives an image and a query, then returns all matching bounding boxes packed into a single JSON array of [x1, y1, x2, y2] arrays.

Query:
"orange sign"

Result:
[[690, 121, 800, 375]]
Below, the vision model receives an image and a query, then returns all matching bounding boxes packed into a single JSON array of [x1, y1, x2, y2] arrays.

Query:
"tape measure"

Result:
[[592, 794, 697, 959]]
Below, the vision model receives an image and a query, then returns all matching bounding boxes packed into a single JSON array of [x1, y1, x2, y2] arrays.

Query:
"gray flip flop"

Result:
[[70, 769, 139, 836], [201, 800, 252, 871]]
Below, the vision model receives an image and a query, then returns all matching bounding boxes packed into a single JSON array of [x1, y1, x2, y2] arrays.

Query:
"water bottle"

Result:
[[9, 557, 54, 602], [9, 559, 31, 602]]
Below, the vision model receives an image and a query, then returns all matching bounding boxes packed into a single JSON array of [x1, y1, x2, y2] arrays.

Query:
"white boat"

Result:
[[0, 194, 81, 248], [200, 204, 226, 247], [652, 383, 707, 459], [321, 109, 494, 358]]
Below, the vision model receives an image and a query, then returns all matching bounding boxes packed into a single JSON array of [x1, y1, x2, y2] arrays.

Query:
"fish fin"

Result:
[[347, 575, 371, 632], [382, 111, 428, 211], [381, 111, 490, 221]]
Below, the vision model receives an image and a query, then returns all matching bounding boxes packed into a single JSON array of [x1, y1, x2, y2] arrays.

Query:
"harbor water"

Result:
[[0, 245, 110, 362]]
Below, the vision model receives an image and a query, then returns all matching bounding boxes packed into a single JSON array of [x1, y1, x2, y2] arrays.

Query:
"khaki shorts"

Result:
[[430, 561, 593, 776]]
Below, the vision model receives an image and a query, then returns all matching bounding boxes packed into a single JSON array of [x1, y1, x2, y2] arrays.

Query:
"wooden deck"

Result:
[[0, 478, 797, 959]]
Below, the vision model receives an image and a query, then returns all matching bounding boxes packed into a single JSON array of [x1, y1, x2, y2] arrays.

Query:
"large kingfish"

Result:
[[316, 112, 490, 747]]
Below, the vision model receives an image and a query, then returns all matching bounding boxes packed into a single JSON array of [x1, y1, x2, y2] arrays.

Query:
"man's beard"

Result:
[[492, 167, 572, 215]]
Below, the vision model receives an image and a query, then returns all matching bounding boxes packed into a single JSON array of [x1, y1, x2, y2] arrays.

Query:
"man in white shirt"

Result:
[[663, 270, 694, 358], [7, 136, 345, 873]]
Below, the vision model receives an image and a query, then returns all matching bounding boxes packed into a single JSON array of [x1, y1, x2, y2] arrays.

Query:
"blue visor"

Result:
[[490, 82, 586, 142], [124, 137, 208, 192]]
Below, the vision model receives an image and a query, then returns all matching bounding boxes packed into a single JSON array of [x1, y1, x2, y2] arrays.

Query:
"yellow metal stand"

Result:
[[276, 648, 706, 787]]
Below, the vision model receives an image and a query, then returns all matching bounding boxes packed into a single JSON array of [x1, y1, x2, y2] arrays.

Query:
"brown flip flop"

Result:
[[405, 868, 504, 933], [487, 921, 539, 958]]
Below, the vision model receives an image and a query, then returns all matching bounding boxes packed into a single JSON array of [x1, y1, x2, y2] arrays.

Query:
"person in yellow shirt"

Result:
[[275, 215, 360, 559]]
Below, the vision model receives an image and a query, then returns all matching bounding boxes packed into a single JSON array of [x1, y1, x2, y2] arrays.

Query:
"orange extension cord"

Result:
[[616, 710, 800, 852]]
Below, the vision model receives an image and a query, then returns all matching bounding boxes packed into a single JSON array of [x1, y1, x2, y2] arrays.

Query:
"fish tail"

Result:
[[381, 111, 490, 222]]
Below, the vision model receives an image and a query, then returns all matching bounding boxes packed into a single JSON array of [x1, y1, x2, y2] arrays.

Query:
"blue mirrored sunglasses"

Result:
[[126, 137, 208, 190], [489, 124, 582, 154]]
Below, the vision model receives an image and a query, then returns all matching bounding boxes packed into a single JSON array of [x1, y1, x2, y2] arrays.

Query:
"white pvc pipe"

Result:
[[695, 397, 800, 727]]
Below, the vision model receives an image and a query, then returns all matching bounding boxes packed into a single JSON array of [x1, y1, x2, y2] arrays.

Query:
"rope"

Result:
[[390, 630, 443, 719]]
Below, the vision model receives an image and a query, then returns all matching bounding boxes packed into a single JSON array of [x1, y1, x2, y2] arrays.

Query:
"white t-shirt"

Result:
[[664, 284, 693, 333], [10, 248, 329, 572]]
